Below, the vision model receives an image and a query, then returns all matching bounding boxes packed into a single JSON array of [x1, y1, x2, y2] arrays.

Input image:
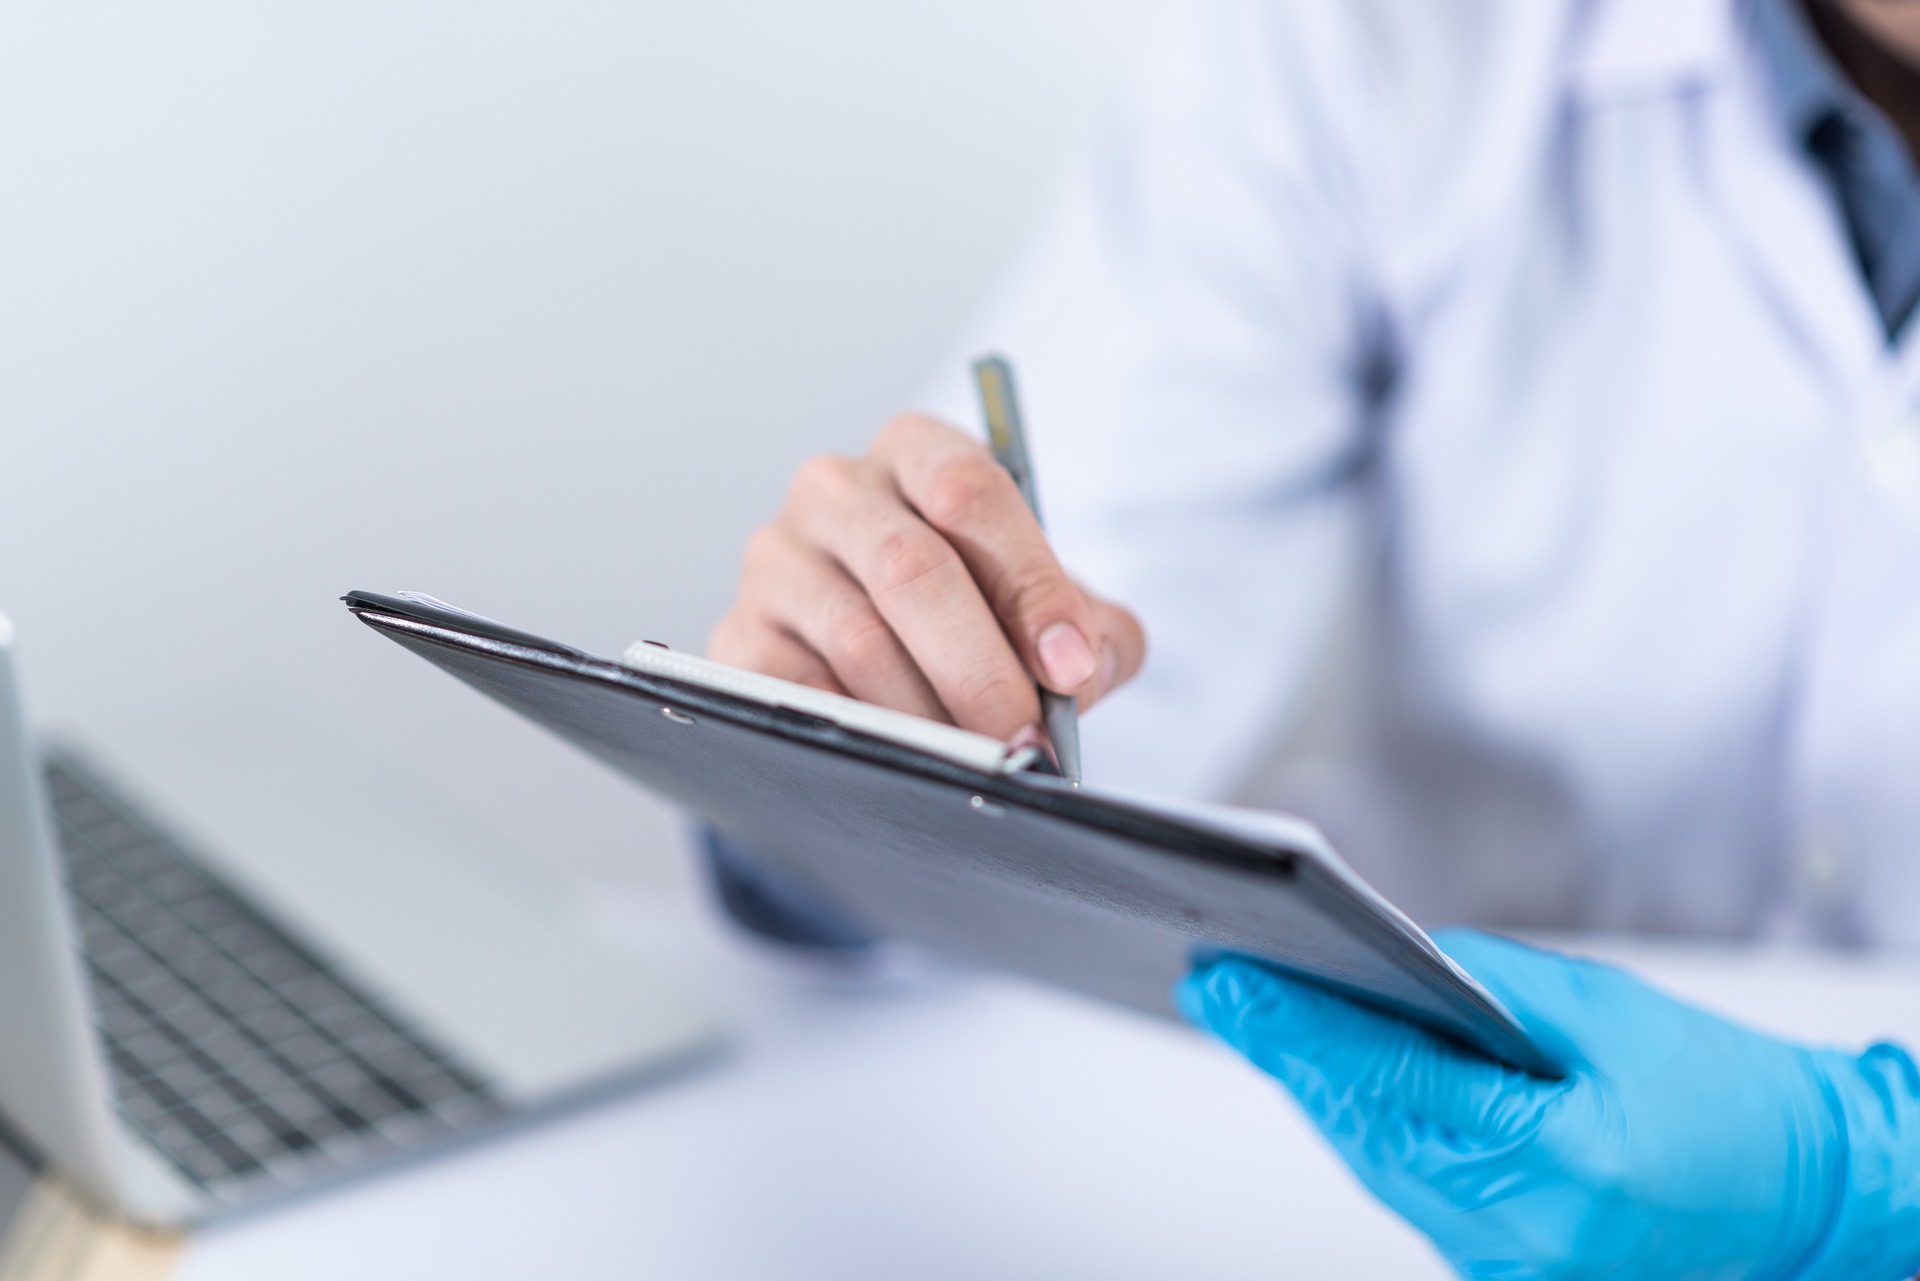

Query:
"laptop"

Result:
[[0, 613, 718, 1225]]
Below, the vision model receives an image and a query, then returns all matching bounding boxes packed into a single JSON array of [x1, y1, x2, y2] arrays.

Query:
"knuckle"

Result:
[[740, 523, 785, 575], [1002, 568, 1078, 631], [872, 411, 943, 454], [915, 452, 1005, 531], [949, 663, 1038, 728], [822, 604, 896, 672], [787, 453, 854, 506], [866, 524, 954, 598]]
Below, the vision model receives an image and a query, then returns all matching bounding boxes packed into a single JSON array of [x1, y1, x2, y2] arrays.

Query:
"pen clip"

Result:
[[973, 354, 1042, 521]]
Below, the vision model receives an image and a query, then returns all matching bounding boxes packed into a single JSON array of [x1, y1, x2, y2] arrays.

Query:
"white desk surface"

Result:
[[176, 904, 1920, 1281]]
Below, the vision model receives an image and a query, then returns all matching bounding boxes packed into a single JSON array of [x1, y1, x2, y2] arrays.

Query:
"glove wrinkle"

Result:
[[1791, 1044, 1920, 1280], [1180, 934, 1920, 1279]]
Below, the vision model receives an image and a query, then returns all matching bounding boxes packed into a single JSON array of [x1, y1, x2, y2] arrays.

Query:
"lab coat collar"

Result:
[[1572, 0, 1888, 388], [1569, 0, 1742, 99]]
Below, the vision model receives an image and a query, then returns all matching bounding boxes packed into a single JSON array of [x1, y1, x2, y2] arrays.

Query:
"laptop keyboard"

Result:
[[43, 747, 506, 1199]]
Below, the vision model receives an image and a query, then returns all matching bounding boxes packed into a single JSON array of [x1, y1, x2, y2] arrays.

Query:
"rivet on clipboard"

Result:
[[660, 707, 696, 725], [969, 795, 1006, 818]]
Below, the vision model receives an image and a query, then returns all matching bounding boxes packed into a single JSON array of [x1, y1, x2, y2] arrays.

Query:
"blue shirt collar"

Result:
[[1753, 0, 1874, 143], [1751, 0, 1920, 342]]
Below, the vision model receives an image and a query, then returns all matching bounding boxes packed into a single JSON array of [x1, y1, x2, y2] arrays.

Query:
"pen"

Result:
[[972, 354, 1082, 786]]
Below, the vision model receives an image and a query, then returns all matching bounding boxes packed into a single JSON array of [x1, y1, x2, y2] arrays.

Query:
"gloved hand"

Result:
[[1179, 930, 1920, 1280]]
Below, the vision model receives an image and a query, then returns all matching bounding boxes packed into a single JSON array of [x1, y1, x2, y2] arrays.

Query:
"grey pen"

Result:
[[973, 354, 1083, 786]]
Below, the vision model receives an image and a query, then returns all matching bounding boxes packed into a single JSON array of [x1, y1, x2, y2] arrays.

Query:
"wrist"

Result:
[[1792, 1043, 1920, 1281]]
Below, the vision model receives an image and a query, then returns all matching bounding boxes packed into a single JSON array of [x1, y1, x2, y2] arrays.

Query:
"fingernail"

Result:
[[1007, 723, 1051, 754], [1007, 722, 1060, 770], [1036, 622, 1097, 690]]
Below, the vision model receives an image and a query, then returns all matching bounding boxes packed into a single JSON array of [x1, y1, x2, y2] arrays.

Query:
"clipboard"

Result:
[[342, 590, 1561, 1078]]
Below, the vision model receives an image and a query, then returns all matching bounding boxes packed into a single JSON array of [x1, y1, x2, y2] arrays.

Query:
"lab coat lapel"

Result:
[[1690, 14, 1885, 390], [1573, 0, 1883, 390]]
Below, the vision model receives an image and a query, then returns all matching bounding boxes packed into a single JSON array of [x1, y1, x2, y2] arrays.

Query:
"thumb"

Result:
[[1080, 592, 1145, 711], [1180, 958, 1550, 1146]]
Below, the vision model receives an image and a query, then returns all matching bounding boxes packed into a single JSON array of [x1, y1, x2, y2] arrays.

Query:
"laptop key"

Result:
[[43, 749, 503, 1194]]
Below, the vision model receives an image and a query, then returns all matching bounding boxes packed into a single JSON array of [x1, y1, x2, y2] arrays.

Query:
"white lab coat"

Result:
[[924, 0, 1920, 943]]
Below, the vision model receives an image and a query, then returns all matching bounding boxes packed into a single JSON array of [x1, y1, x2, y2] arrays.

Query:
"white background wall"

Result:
[[0, 0, 1171, 894]]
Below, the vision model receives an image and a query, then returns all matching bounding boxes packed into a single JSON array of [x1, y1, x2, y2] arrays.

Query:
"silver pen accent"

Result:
[[973, 354, 1082, 786]]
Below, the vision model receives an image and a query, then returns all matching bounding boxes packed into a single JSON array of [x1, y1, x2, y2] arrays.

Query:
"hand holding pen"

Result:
[[707, 355, 1144, 770], [971, 355, 1083, 781]]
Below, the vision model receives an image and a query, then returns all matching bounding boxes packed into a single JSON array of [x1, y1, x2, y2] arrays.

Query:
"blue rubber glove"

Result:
[[1179, 930, 1920, 1279]]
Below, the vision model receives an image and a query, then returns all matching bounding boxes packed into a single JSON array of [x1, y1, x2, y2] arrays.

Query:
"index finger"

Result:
[[782, 452, 1043, 739], [873, 415, 1103, 699]]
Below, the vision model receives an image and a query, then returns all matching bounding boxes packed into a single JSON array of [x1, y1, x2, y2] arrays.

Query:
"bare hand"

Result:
[[709, 414, 1146, 741]]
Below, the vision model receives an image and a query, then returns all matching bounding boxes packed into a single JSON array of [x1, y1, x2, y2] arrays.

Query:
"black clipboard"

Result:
[[343, 590, 1560, 1077]]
